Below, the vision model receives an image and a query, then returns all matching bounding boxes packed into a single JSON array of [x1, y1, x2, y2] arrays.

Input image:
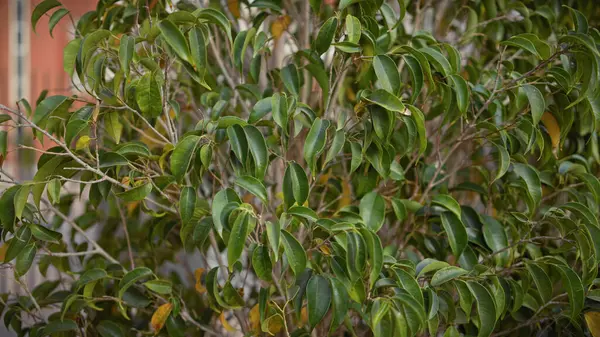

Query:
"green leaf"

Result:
[[136, 72, 163, 118], [48, 8, 69, 37], [118, 267, 154, 299], [371, 106, 395, 141], [431, 266, 468, 286], [283, 162, 309, 207], [521, 84, 545, 125], [33, 95, 72, 126], [346, 231, 367, 281], [364, 89, 406, 113], [233, 28, 256, 72], [314, 17, 338, 55], [32, 0, 61, 32], [266, 220, 281, 262], [288, 206, 318, 222], [358, 228, 383, 289], [14, 185, 31, 220], [170, 135, 201, 181], [179, 186, 196, 225], [564, 6, 588, 34], [5, 226, 31, 263], [116, 182, 152, 202], [252, 245, 273, 282], [512, 163, 542, 215], [345, 14, 361, 44], [303, 118, 330, 173], [119, 35, 135, 78], [105, 111, 123, 144], [281, 63, 300, 96], [432, 194, 461, 219], [575, 172, 600, 205], [440, 212, 468, 257], [420, 47, 452, 76], [81, 29, 111, 65], [406, 105, 427, 155], [271, 93, 289, 134], [194, 8, 232, 46], [481, 215, 509, 266], [158, 19, 191, 63], [144, 280, 172, 295], [76, 268, 108, 289], [329, 277, 349, 330], [181, 218, 211, 252], [116, 142, 151, 158], [305, 63, 330, 106], [403, 55, 424, 103], [63, 38, 81, 77], [228, 211, 251, 271], [243, 125, 268, 180], [448, 74, 469, 115], [29, 223, 62, 243], [42, 319, 79, 335], [323, 129, 345, 169], [467, 281, 497, 337], [97, 321, 125, 337], [15, 243, 36, 276], [359, 191, 385, 232], [235, 175, 268, 204], [65, 106, 93, 146], [212, 188, 240, 238], [307, 275, 332, 329], [491, 141, 509, 182], [281, 229, 307, 275], [228, 124, 249, 164], [416, 258, 449, 277], [188, 27, 209, 88], [551, 263, 584, 320], [525, 262, 552, 304], [373, 55, 400, 94], [0, 131, 7, 159]]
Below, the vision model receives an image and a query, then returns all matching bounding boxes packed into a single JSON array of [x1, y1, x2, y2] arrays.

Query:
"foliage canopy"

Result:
[[1, 0, 600, 336]]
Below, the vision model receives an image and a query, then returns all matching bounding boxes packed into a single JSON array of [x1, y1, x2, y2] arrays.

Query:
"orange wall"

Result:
[[29, 0, 97, 101]]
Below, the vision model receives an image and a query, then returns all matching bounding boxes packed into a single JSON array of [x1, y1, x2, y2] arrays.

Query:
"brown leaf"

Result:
[[194, 268, 206, 294]]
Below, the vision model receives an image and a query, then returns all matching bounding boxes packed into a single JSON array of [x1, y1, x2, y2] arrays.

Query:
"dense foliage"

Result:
[[1, 0, 600, 336]]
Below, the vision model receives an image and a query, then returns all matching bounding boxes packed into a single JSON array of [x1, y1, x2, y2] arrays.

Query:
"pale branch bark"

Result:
[[0, 104, 176, 214]]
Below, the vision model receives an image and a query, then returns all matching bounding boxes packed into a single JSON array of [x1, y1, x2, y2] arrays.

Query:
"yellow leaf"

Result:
[[194, 268, 207, 294], [249, 304, 261, 334], [263, 314, 284, 335], [126, 201, 140, 215], [339, 177, 352, 208], [297, 306, 308, 327], [0, 243, 7, 261], [318, 169, 331, 185], [541, 111, 560, 152], [92, 101, 100, 123], [150, 303, 172, 333], [271, 15, 291, 40], [586, 312, 600, 337], [318, 244, 332, 256], [76, 136, 91, 151], [220, 312, 237, 332], [228, 0, 240, 18]]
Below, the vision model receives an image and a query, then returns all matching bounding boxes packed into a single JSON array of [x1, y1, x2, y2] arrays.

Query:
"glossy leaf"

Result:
[[281, 229, 307, 276], [158, 20, 191, 63], [307, 274, 332, 329]]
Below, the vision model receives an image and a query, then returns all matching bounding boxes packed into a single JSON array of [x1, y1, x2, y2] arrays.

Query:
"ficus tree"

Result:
[[1, 0, 600, 336]]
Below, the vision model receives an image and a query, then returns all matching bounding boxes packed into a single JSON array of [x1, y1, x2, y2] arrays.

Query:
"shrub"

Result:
[[1, 0, 600, 336]]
